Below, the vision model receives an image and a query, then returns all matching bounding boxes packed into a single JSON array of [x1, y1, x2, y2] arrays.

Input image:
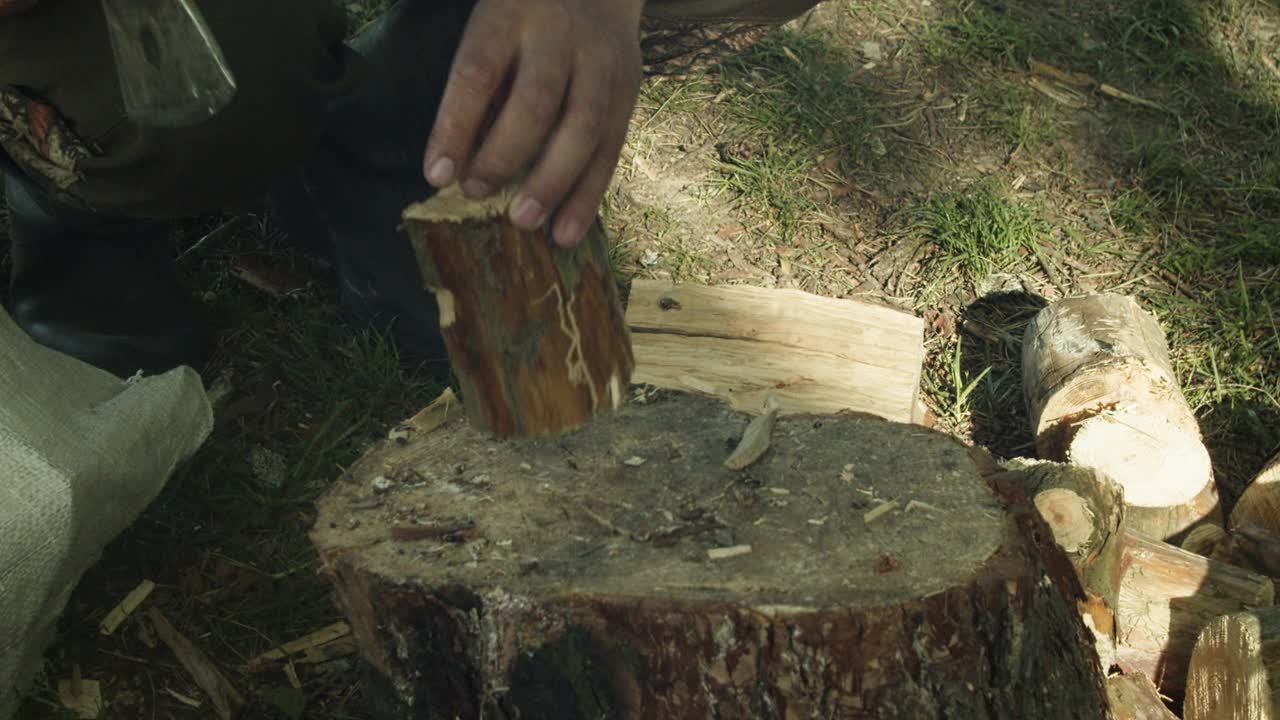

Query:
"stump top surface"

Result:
[[314, 392, 1007, 607]]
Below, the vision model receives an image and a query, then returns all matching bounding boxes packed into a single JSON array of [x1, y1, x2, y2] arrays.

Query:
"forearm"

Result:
[[0, 0, 39, 17]]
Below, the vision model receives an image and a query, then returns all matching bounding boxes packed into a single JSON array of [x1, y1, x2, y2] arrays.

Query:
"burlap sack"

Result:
[[0, 307, 212, 717]]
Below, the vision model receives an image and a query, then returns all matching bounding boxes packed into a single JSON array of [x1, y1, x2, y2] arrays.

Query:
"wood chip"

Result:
[[623, 456, 648, 467], [707, 544, 753, 560], [864, 500, 900, 524], [99, 579, 156, 635], [1028, 59, 1095, 88], [1099, 83, 1167, 112], [149, 608, 244, 720], [248, 622, 353, 670], [57, 667, 102, 720], [905, 500, 942, 514], [163, 688, 204, 709], [724, 395, 781, 471]]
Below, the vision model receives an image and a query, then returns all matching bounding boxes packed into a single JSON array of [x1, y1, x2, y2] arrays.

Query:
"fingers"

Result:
[[549, 88, 635, 248], [508, 59, 612, 231], [423, 1, 516, 188], [464, 31, 573, 203]]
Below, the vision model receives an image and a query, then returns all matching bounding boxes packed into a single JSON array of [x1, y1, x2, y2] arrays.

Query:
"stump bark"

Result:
[[403, 187, 634, 438], [1022, 294, 1219, 540], [312, 392, 1110, 719], [1116, 530, 1275, 698], [1185, 607, 1280, 720]]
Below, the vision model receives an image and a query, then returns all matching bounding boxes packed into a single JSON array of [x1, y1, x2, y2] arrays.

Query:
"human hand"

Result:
[[423, 0, 645, 248]]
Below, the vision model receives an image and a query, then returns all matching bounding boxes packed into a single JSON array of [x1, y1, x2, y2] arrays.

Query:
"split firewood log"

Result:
[[403, 187, 634, 438], [1184, 607, 1280, 720], [1022, 294, 1219, 540], [1116, 531, 1274, 698], [1106, 673, 1178, 720], [312, 392, 1112, 719], [1232, 451, 1280, 534]]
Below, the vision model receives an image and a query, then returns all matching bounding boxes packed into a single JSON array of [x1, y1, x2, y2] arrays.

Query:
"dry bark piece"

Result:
[[1115, 531, 1275, 699], [148, 608, 244, 720], [626, 280, 924, 422], [1185, 607, 1280, 720], [1022, 294, 1218, 540], [723, 395, 780, 470], [247, 622, 355, 670], [312, 392, 1110, 719], [1106, 674, 1177, 720], [1232, 452, 1280, 533], [404, 187, 633, 438]]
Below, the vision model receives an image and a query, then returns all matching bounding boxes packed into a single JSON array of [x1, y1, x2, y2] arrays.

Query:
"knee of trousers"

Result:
[[0, 0, 361, 220]]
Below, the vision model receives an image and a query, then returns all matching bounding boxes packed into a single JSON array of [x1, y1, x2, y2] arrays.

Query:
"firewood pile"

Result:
[[307, 194, 1277, 720]]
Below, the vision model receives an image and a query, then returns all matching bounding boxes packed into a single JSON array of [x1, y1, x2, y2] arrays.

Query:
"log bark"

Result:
[[1022, 294, 1219, 540], [1116, 530, 1275, 699], [403, 187, 634, 438], [1107, 674, 1178, 720], [625, 280, 924, 422], [1184, 607, 1280, 720], [312, 392, 1110, 719], [994, 460, 1126, 669], [1232, 452, 1280, 533]]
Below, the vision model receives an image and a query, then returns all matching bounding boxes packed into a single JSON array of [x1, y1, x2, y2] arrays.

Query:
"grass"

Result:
[[10, 0, 1280, 715], [915, 179, 1047, 286]]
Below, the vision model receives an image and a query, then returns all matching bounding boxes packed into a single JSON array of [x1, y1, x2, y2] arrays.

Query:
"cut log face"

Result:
[[1185, 607, 1280, 720], [1022, 295, 1218, 540], [1116, 530, 1275, 699], [312, 393, 1110, 720], [1232, 452, 1280, 534], [626, 280, 924, 422], [404, 188, 633, 438]]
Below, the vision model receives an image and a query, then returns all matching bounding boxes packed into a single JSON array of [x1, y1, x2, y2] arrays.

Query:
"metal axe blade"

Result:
[[101, 0, 238, 128]]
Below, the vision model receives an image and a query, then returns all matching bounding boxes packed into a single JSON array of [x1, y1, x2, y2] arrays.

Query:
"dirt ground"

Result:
[[7, 0, 1280, 717]]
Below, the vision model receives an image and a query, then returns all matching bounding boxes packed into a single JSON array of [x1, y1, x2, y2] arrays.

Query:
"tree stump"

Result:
[[1185, 607, 1280, 720], [1116, 530, 1275, 698], [403, 187, 633, 438], [311, 392, 1111, 719], [1022, 294, 1218, 540]]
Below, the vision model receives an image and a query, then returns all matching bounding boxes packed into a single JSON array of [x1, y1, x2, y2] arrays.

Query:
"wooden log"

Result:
[[403, 187, 633, 438], [1115, 530, 1275, 699], [1107, 674, 1178, 720], [1231, 452, 1280, 533], [994, 460, 1126, 669], [312, 392, 1111, 719], [1184, 607, 1280, 720], [1022, 294, 1218, 540], [625, 280, 924, 422]]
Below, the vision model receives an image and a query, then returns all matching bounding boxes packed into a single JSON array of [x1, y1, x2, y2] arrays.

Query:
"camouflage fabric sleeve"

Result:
[[0, 0, 39, 17]]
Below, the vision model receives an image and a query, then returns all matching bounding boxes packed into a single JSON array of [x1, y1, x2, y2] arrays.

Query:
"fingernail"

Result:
[[462, 178, 493, 199], [510, 195, 545, 228], [426, 157, 455, 186], [556, 218, 584, 248]]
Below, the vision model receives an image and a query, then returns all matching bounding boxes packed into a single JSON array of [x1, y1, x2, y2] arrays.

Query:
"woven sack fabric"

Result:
[[0, 307, 211, 717]]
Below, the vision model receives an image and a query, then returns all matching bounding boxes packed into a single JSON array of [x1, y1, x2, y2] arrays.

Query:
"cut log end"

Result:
[[1180, 524, 1229, 559], [313, 393, 1111, 719], [1035, 487, 1095, 553], [1232, 452, 1280, 534], [1185, 609, 1280, 720]]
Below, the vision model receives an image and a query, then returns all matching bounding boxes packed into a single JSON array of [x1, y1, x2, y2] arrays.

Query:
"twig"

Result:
[[148, 608, 244, 720], [100, 579, 156, 636]]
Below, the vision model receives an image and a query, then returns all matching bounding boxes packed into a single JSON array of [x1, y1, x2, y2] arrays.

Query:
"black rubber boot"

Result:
[[4, 171, 211, 378], [270, 0, 475, 365]]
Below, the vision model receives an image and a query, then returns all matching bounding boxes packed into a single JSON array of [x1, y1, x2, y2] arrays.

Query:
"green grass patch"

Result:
[[915, 179, 1048, 284]]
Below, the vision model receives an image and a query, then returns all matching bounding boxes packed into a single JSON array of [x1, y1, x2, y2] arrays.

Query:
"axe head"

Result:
[[101, 0, 237, 128]]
